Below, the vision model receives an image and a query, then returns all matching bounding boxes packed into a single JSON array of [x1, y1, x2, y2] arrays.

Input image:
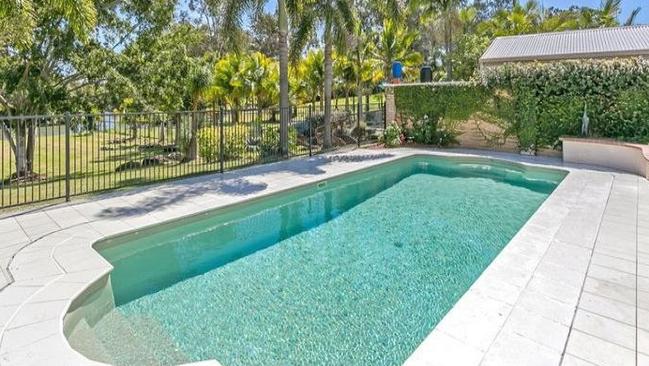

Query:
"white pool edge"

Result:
[[0, 148, 643, 366]]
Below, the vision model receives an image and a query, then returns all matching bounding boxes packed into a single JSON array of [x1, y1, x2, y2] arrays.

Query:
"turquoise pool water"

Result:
[[67, 156, 565, 366]]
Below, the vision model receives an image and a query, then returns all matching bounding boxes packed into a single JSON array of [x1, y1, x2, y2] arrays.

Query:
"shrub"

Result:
[[394, 59, 649, 151], [381, 122, 402, 147], [259, 126, 298, 158], [197, 127, 246, 162]]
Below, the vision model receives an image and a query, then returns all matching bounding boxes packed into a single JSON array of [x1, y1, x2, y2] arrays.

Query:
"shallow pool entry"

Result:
[[66, 156, 565, 366]]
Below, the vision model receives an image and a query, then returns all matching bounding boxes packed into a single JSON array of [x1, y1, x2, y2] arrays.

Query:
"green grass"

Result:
[[0, 123, 310, 209]]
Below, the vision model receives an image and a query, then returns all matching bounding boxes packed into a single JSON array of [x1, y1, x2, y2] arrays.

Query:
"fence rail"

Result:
[[0, 102, 386, 209]]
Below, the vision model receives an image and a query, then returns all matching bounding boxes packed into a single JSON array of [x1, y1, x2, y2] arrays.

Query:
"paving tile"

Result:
[[403, 330, 483, 366], [542, 241, 591, 273], [0, 218, 22, 234], [6, 300, 68, 329], [590, 252, 636, 274], [583, 277, 635, 306], [572, 309, 636, 349], [639, 328, 649, 356], [587, 265, 636, 289], [639, 353, 649, 366], [639, 307, 649, 331], [436, 292, 512, 352], [500, 306, 570, 352], [526, 273, 582, 306], [9, 257, 62, 282], [565, 330, 635, 366], [533, 261, 586, 292], [468, 276, 522, 306], [517, 289, 576, 326], [0, 286, 40, 307], [0, 318, 59, 352], [481, 330, 561, 366], [554, 217, 600, 248], [44, 206, 89, 228], [639, 290, 649, 311], [578, 292, 635, 326], [0, 230, 30, 247], [561, 354, 598, 366]]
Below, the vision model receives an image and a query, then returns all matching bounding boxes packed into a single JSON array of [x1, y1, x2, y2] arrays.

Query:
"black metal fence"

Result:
[[0, 102, 386, 209]]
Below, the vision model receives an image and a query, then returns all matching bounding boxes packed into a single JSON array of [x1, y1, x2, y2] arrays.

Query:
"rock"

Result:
[[141, 157, 163, 167], [115, 161, 141, 172]]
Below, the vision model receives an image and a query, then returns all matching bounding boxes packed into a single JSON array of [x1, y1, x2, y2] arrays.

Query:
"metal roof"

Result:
[[480, 25, 649, 65]]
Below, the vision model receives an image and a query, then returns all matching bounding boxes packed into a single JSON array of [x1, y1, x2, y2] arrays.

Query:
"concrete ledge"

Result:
[[561, 137, 649, 179]]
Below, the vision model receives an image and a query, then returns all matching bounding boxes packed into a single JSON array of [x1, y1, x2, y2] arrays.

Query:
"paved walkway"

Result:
[[0, 148, 646, 366]]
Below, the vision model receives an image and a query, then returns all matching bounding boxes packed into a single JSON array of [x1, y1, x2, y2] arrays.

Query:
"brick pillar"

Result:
[[385, 87, 396, 123]]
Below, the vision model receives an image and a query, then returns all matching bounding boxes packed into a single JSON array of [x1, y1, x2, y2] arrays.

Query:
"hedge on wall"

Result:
[[393, 82, 497, 146], [394, 58, 649, 151]]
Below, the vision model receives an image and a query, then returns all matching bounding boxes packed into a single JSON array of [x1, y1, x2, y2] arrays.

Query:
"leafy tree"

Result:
[[249, 12, 281, 58], [0, 0, 98, 178], [295, 50, 325, 108], [210, 53, 251, 123], [245, 52, 280, 113], [186, 65, 212, 160], [292, 0, 356, 148], [415, 0, 464, 80], [221, 0, 294, 156], [372, 19, 423, 82]]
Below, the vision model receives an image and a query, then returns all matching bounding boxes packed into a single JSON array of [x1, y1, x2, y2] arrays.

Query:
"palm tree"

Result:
[[478, 0, 542, 36], [594, 0, 640, 27], [185, 66, 212, 161], [349, 22, 381, 122], [210, 53, 251, 123], [245, 52, 280, 116], [372, 19, 423, 82], [292, 0, 356, 149], [222, 0, 292, 156], [298, 50, 326, 109], [415, 0, 463, 80]]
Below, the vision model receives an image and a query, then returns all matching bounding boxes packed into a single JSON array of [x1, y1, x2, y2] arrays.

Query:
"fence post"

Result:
[[356, 101, 361, 148], [308, 105, 313, 157], [219, 106, 224, 174], [382, 101, 387, 130], [64, 112, 71, 202]]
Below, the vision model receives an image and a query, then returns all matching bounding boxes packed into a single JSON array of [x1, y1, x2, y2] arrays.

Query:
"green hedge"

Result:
[[394, 59, 649, 151]]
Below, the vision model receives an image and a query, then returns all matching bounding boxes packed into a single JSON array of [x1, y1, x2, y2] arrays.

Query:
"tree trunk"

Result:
[[357, 87, 363, 124], [26, 123, 36, 172], [159, 121, 166, 144], [278, 0, 290, 157], [323, 21, 333, 149], [186, 112, 199, 161], [175, 114, 182, 147], [445, 15, 453, 80], [14, 122, 28, 177]]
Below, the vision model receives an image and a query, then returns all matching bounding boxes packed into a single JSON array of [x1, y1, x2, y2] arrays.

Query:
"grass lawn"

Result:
[[1, 122, 310, 208]]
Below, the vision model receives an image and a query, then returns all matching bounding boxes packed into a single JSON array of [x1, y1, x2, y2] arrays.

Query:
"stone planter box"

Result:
[[561, 137, 649, 179]]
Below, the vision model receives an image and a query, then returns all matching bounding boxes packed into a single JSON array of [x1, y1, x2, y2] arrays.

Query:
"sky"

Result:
[[541, 0, 647, 24], [257, 1, 648, 24]]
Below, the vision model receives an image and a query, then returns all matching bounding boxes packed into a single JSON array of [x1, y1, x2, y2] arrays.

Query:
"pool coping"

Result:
[[0, 147, 646, 366]]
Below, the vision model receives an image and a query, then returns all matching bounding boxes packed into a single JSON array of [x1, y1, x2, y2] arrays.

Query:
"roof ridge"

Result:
[[491, 24, 649, 41], [481, 25, 649, 63]]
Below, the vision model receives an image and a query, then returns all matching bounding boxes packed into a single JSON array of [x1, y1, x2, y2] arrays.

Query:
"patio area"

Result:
[[0, 147, 647, 366]]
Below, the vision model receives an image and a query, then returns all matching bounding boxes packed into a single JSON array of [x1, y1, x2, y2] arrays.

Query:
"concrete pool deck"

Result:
[[0, 147, 646, 366]]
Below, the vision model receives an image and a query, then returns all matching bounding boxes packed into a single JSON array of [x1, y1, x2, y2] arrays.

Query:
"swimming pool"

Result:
[[65, 155, 566, 366]]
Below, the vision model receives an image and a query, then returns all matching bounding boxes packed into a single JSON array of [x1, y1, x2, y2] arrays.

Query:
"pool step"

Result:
[[92, 311, 191, 365], [67, 317, 117, 364]]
